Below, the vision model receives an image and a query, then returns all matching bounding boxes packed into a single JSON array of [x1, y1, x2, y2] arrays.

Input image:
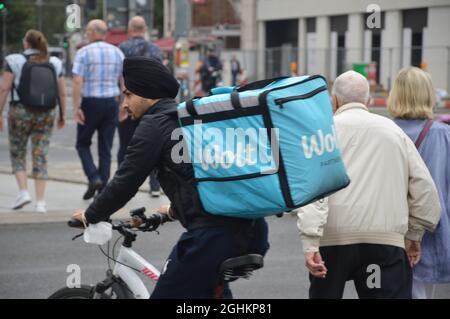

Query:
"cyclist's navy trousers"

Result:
[[150, 218, 269, 299]]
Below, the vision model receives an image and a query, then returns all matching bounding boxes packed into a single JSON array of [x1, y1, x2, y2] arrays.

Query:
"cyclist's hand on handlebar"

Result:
[[129, 215, 144, 228], [71, 209, 88, 228], [158, 205, 176, 221], [157, 205, 170, 215]]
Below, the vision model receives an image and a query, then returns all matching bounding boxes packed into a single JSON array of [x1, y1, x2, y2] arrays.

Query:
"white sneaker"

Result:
[[12, 191, 32, 210], [35, 201, 47, 214]]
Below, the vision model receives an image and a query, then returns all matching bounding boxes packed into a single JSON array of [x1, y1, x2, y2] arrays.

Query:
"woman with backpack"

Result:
[[0, 30, 66, 213], [388, 67, 450, 298]]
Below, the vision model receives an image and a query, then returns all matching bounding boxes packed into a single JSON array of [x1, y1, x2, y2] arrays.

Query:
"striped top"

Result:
[[72, 41, 124, 98]]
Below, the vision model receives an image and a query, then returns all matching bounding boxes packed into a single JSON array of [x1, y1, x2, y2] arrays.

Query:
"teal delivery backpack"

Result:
[[177, 75, 350, 219]]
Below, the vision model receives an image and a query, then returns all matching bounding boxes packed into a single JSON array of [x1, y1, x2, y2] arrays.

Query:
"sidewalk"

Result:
[[0, 173, 169, 224], [0, 160, 151, 191]]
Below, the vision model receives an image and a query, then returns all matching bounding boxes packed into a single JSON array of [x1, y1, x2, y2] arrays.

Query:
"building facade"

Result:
[[256, 0, 450, 92]]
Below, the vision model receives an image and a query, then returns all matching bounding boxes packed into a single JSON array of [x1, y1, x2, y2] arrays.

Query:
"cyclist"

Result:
[[72, 56, 269, 298]]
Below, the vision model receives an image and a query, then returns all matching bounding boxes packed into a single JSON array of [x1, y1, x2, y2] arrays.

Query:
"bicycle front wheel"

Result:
[[48, 285, 93, 299]]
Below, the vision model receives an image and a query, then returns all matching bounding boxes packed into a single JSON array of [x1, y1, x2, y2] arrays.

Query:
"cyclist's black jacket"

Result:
[[84, 98, 250, 230]]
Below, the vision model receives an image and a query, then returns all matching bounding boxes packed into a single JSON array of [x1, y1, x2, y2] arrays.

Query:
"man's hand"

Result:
[[405, 239, 421, 267], [305, 251, 327, 278], [74, 109, 85, 125], [158, 205, 176, 221], [72, 209, 87, 228], [157, 205, 171, 215], [130, 215, 144, 228], [57, 117, 66, 129]]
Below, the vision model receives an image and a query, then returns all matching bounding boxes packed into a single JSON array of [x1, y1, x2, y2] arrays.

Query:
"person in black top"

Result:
[[72, 57, 269, 298], [117, 16, 163, 197], [200, 49, 223, 94]]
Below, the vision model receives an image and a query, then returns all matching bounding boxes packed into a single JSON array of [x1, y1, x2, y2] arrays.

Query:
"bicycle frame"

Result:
[[113, 245, 161, 299]]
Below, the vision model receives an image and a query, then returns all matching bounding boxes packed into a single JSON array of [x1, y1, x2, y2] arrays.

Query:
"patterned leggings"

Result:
[[8, 104, 55, 180]]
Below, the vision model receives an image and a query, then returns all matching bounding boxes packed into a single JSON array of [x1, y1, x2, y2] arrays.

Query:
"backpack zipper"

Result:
[[274, 85, 328, 108]]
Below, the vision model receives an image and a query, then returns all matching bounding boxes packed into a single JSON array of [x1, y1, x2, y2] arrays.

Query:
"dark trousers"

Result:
[[151, 218, 270, 299], [231, 71, 239, 87], [117, 117, 160, 191], [309, 244, 412, 299], [76, 97, 118, 184]]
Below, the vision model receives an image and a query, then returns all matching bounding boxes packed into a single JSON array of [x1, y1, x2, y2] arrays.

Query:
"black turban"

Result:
[[123, 56, 180, 99]]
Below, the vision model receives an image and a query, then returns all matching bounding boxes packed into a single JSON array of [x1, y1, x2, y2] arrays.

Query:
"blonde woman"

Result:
[[388, 67, 450, 298], [0, 30, 66, 213]]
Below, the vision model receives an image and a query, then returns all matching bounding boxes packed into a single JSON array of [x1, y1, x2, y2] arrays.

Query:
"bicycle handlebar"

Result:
[[67, 207, 170, 233], [68, 219, 84, 228]]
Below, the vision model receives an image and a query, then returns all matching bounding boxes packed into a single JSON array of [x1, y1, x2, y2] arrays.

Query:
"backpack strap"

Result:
[[415, 119, 433, 149], [7, 53, 29, 103], [186, 97, 199, 116], [230, 91, 242, 109], [11, 53, 35, 104]]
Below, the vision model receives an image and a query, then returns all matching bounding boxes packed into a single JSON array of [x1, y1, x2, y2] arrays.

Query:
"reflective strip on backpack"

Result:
[[178, 95, 260, 119]]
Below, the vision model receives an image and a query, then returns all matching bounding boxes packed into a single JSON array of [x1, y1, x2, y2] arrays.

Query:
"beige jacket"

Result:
[[297, 103, 441, 252]]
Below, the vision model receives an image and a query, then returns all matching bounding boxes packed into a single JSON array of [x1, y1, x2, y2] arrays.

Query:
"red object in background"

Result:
[[368, 62, 377, 86], [153, 37, 176, 52], [105, 29, 128, 46]]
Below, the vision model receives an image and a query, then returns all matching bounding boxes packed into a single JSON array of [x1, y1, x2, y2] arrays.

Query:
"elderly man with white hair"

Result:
[[72, 19, 125, 200], [297, 71, 441, 299]]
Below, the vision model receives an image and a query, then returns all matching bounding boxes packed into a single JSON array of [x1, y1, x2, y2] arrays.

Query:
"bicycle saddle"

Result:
[[219, 254, 264, 283]]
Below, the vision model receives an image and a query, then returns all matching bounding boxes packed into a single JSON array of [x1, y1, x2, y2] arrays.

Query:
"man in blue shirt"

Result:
[[72, 19, 124, 200], [118, 16, 163, 197]]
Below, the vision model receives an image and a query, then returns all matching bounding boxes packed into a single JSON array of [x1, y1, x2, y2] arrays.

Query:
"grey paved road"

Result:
[[1, 216, 450, 299]]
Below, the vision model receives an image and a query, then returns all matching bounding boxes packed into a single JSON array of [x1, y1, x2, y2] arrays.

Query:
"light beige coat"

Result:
[[297, 103, 441, 252]]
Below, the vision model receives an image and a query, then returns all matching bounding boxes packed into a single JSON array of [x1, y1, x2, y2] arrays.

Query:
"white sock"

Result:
[[36, 200, 46, 206], [19, 190, 30, 197]]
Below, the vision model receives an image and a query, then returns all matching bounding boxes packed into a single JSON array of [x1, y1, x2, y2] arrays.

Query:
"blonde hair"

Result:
[[387, 67, 435, 119]]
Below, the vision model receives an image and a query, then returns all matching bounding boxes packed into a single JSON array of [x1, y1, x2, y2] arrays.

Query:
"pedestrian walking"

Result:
[[0, 29, 66, 213], [388, 67, 450, 299], [200, 48, 222, 93], [72, 19, 124, 200], [118, 16, 163, 197], [230, 55, 241, 87], [296, 71, 441, 299]]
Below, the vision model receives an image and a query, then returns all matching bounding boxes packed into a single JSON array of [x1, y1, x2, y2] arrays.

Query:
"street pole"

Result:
[[149, 0, 154, 31], [2, 9, 6, 58], [129, 0, 136, 21], [103, 0, 107, 21], [36, 0, 43, 31]]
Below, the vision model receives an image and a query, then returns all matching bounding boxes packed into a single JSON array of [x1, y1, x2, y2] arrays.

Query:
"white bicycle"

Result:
[[49, 208, 264, 299]]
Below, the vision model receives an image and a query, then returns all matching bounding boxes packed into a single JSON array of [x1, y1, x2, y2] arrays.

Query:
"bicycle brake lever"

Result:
[[72, 232, 84, 241]]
